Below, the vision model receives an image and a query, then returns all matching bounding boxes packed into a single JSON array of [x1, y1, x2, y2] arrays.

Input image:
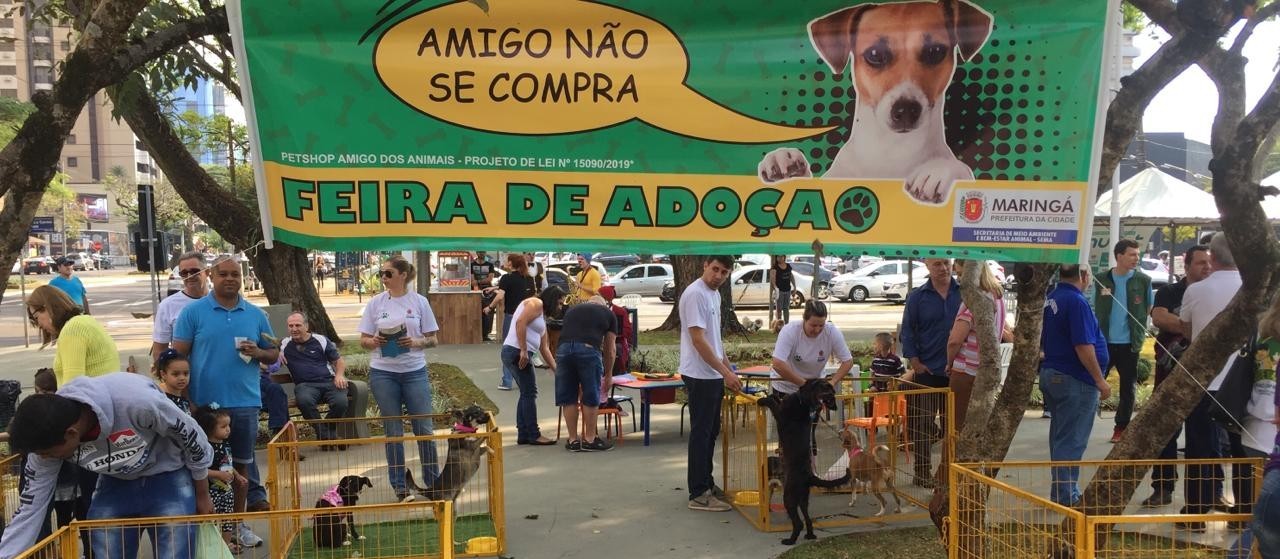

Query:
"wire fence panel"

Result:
[[950, 459, 1264, 559], [269, 413, 504, 558], [721, 379, 951, 532]]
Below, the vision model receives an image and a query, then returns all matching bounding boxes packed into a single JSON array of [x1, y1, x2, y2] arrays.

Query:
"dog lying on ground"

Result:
[[313, 475, 373, 548], [841, 429, 902, 517], [759, 380, 852, 545], [758, 0, 993, 206], [404, 405, 492, 503]]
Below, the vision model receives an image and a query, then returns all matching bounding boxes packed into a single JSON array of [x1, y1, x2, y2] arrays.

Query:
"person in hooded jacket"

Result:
[[0, 372, 213, 559]]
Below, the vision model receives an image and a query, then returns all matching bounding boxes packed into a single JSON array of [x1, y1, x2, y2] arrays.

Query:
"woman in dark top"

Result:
[[771, 255, 794, 324], [490, 253, 536, 390]]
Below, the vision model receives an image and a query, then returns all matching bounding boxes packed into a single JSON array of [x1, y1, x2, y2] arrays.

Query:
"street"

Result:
[[0, 269, 912, 371]]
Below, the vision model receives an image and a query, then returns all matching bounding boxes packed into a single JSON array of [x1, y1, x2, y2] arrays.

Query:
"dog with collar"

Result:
[[759, 380, 851, 545], [313, 475, 373, 548], [840, 429, 902, 517], [758, 0, 993, 206], [404, 405, 492, 503]]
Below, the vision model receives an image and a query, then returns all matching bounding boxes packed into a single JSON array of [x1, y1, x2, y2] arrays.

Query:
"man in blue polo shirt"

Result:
[[900, 258, 961, 488], [48, 257, 90, 313], [172, 257, 278, 548], [1041, 264, 1111, 506], [281, 311, 349, 448]]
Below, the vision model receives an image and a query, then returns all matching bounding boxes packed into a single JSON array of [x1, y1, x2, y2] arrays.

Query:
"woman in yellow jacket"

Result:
[[27, 285, 120, 386]]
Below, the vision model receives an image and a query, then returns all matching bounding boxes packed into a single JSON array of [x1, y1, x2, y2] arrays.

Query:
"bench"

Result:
[[269, 369, 371, 439]]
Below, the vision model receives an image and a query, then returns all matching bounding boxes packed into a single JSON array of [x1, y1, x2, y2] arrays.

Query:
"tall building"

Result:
[[172, 78, 229, 164], [0, 12, 159, 263]]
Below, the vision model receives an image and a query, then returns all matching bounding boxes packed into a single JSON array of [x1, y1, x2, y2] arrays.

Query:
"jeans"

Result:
[[1039, 367, 1100, 506], [226, 407, 267, 505], [259, 373, 290, 432], [294, 381, 349, 440], [481, 303, 495, 340], [776, 291, 790, 323], [554, 342, 603, 407], [907, 373, 949, 478], [499, 314, 515, 387], [1253, 469, 1280, 558], [502, 345, 543, 442], [1107, 344, 1139, 429], [683, 376, 724, 500], [1150, 362, 1180, 494], [369, 367, 440, 494], [1184, 395, 1224, 513], [87, 468, 195, 559]]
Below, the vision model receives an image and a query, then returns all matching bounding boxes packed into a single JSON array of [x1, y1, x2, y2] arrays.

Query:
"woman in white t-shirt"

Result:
[[944, 259, 1011, 432], [770, 300, 855, 395], [358, 255, 441, 501], [501, 286, 563, 445]]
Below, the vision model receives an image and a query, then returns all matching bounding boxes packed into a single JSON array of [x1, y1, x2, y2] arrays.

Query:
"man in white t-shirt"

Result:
[[1178, 232, 1242, 523], [680, 255, 741, 512], [150, 251, 208, 363]]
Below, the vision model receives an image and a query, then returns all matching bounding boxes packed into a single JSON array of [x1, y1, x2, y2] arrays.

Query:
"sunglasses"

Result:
[[26, 306, 42, 323], [380, 270, 396, 279], [179, 268, 203, 279]]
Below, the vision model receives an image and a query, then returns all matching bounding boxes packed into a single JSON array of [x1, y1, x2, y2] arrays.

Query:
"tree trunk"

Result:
[[109, 76, 341, 343], [0, 5, 227, 300], [655, 255, 705, 331], [718, 278, 749, 337]]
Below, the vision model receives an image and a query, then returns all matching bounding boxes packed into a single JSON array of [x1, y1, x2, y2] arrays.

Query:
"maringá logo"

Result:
[[960, 191, 985, 223]]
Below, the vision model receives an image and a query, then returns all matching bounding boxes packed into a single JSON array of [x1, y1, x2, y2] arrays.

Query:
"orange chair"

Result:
[[555, 404, 624, 444], [844, 394, 909, 460]]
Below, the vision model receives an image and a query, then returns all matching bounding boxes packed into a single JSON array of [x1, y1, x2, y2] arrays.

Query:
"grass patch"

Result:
[[429, 363, 499, 414], [285, 513, 496, 558], [779, 526, 944, 559], [782, 524, 1229, 559], [639, 328, 781, 346]]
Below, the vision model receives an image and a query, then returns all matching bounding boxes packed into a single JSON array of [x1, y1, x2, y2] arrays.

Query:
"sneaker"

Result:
[[497, 384, 513, 391], [237, 524, 264, 548], [580, 437, 614, 452], [1110, 427, 1124, 443], [688, 490, 732, 512], [565, 439, 582, 452], [1140, 490, 1173, 508], [1041, 410, 1052, 419], [1212, 496, 1237, 513]]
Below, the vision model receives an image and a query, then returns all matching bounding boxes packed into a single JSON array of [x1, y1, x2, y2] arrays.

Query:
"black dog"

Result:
[[313, 475, 373, 548], [759, 380, 851, 545], [405, 405, 492, 503]]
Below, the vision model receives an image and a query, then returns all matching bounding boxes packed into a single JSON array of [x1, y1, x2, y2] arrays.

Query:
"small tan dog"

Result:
[[841, 429, 902, 517], [770, 319, 786, 334]]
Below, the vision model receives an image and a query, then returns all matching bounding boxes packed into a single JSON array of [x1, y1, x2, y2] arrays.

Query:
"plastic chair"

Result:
[[556, 404, 624, 444], [844, 393, 909, 460], [619, 293, 642, 309]]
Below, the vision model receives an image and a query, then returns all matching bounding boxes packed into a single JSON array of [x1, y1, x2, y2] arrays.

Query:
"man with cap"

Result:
[[574, 253, 601, 302], [49, 257, 90, 314]]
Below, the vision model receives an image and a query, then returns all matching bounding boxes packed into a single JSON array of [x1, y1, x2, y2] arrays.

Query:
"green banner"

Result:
[[230, 0, 1114, 262]]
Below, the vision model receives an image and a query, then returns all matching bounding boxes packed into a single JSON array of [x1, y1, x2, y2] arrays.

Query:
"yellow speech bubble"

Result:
[[372, 0, 833, 143]]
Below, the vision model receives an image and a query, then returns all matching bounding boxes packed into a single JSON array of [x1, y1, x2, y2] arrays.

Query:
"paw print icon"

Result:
[[834, 187, 880, 234]]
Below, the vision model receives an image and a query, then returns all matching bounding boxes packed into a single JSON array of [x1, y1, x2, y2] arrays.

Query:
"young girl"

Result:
[[194, 405, 247, 553], [155, 349, 193, 415]]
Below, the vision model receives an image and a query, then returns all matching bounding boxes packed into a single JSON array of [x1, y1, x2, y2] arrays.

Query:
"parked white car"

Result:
[[728, 264, 812, 308], [882, 260, 1007, 302], [607, 263, 673, 297], [1138, 257, 1172, 289], [832, 260, 927, 302]]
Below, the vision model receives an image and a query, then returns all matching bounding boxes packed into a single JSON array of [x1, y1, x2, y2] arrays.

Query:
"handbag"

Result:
[[1208, 336, 1258, 434]]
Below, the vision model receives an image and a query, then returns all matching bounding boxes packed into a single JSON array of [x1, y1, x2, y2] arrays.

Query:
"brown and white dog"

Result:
[[840, 429, 902, 517], [758, 0, 993, 206]]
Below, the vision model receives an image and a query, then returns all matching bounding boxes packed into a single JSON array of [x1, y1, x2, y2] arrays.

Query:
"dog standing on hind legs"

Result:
[[841, 429, 902, 517], [759, 380, 851, 545]]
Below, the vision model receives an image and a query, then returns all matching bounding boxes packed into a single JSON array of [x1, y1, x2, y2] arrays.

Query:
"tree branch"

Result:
[[185, 44, 241, 99], [105, 6, 228, 89], [1229, 0, 1280, 54], [1128, 0, 1180, 32]]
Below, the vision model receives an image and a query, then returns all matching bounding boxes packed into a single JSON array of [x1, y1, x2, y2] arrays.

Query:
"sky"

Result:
[[1135, 20, 1280, 145]]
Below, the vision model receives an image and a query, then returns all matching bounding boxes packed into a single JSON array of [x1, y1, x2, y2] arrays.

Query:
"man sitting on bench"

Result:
[[282, 311, 350, 450]]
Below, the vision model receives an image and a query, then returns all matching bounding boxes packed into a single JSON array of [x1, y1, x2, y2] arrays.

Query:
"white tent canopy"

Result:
[[1094, 167, 1219, 225]]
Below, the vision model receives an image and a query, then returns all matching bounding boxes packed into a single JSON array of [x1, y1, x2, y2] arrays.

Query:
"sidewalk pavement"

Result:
[[0, 339, 1132, 558]]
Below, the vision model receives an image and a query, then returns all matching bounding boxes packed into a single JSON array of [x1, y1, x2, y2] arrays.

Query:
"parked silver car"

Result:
[[831, 260, 926, 302], [607, 263, 673, 297]]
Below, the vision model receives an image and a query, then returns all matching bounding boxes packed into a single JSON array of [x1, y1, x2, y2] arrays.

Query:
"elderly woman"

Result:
[[358, 255, 441, 502], [944, 260, 1012, 432], [27, 285, 119, 386]]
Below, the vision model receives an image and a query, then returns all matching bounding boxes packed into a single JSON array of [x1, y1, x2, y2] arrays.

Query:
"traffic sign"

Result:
[[29, 216, 54, 234]]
